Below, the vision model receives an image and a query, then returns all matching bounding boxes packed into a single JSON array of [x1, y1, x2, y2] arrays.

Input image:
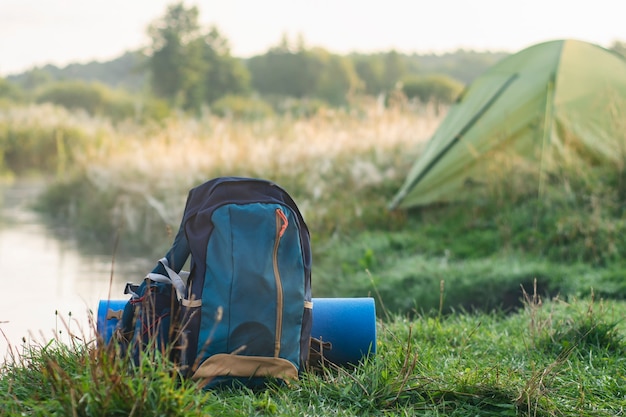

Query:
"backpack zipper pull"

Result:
[[276, 208, 288, 237]]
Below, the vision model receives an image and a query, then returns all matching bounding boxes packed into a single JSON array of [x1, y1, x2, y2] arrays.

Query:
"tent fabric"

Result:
[[390, 39, 626, 209]]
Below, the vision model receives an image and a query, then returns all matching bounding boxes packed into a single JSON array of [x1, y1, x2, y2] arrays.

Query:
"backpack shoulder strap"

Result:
[[146, 257, 189, 301]]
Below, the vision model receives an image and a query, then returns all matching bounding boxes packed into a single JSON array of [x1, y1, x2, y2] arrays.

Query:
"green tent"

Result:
[[390, 39, 626, 209]]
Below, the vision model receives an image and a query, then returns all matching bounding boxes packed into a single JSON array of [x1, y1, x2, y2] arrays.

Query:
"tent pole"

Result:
[[390, 73, 518, 209]]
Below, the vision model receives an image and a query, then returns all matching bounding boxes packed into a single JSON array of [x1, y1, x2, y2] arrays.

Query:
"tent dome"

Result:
[[391, 39, 626, 209]]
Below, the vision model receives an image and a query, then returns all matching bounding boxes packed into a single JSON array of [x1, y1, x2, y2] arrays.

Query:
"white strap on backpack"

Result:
[[145, 257, 189, 301]]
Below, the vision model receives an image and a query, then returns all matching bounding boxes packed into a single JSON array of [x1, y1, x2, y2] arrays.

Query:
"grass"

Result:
[[29, 102, 441, 257], [2, 295, 626, 416], [3, 101, 626, 415], [27, 104, 626, 312]]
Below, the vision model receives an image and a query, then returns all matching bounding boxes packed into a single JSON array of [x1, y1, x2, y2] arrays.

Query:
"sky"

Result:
[[1, 0, 625, 76]]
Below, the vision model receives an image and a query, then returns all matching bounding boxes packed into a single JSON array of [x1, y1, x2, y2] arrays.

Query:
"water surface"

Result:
[[0, 181, 152, 361]]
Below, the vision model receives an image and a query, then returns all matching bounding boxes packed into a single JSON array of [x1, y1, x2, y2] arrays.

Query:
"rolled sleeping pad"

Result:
[[97, 297, 377, 366], [309, 297, 376, 365], [97, 299, 127, 343]]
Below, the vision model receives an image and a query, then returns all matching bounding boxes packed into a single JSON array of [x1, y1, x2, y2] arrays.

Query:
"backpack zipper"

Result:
[[273, 208, 288, 357]]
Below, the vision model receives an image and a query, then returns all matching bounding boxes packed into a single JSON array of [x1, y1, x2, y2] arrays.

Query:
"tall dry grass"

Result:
[[88, 106, 440, 224], [28, 102, 443, 255], [80, 105, 441, 186]]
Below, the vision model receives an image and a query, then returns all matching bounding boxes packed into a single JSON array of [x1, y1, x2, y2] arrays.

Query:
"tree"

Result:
[[14, 68, 53, 91], [382, 50, 408, 91], [248, 34, 323, 99], [0, 77, 23, 101], [352, 54, 386, 96], [347, 50, 409, 98], [247, 35, 361, 105], [200, 26, 250, 104], [314, 50, 362, 105], [611, 40, 626, 58], [147, 2, 203, 108], [146, 2, 249, 111]]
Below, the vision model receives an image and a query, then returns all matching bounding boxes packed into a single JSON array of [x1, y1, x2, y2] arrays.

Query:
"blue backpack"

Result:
[[120, 177, 313, 387]]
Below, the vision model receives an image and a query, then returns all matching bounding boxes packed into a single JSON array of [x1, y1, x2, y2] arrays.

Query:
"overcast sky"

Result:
[[1, 0, 625, 76]]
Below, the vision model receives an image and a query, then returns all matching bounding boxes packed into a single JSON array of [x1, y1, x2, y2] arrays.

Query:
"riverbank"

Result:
[[3, 103, 626, 414]]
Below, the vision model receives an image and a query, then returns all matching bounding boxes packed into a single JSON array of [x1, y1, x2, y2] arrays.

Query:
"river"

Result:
[[0, 181, 153, 362]]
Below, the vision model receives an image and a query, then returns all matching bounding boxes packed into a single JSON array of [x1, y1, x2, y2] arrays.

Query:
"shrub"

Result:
[[0, 105, 93, 175], [0, 77, 23, 102], [210, 94, 274, 119], [35, 81, 168, 122], [401, 74, 465, 107]]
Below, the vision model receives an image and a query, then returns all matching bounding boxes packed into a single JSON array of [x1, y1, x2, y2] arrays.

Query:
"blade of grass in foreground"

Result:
[[2, 297, 626, 416]]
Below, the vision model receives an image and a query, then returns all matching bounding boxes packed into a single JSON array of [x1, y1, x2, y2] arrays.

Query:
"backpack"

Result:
[[119, 177, 313, 388]]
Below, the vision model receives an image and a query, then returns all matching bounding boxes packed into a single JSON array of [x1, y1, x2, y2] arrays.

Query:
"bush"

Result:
[[210, 94, 275, 119], [268, 95, 328, 117], [401, 74, 465, 107], [35, 81, 168, 122], [35, 175, 176, 257], [0, 77, 23, 102], [0, 122, 89, 175], [138, 97, 172, 122]]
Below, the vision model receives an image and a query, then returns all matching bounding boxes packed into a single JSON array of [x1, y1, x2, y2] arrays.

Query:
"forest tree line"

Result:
[[2, 1, 625, 121]]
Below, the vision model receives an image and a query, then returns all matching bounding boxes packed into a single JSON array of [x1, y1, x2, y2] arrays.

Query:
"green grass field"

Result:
[[2, 102, 626, 415], [2, 295, 625, 416]]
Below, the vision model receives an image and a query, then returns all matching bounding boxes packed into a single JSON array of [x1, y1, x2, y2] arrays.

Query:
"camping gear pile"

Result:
[[98, 177, 376, 388]]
